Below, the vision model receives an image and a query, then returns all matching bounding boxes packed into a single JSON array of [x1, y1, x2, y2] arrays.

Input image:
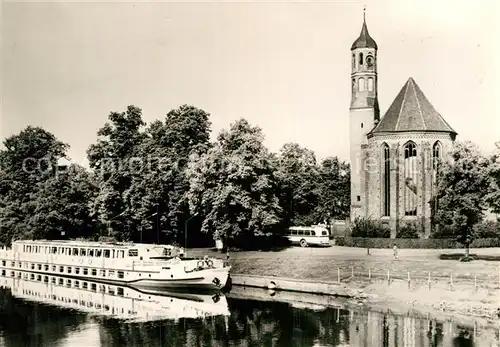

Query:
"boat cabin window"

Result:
[[128, 249, 139, 257], [72, 248, 78, 256], [322, 230, 328, 236], [104, 250, 110, 258], [80, 248, 86, 256], [88, 249, 94, 257], [118, 250, 124, 258], [95, 249, 102, 257], [151, 247, 172, 257]]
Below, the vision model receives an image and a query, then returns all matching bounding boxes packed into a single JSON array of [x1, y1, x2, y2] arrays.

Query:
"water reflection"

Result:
[[0, 271, 498, 347]]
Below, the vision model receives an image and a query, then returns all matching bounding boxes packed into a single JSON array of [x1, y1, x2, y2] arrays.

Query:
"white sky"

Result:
[[1, 0, 499, 165]]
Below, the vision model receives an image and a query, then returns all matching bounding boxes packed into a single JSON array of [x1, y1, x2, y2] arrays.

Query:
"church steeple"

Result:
[[351, 8, 378, 50], [350, 9, 379, 114], [349, 9, 379, 221]]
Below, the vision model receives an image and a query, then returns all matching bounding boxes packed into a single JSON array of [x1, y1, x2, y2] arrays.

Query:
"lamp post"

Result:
[[140, 212, 158, 243], [106, 210, 126, 239], [184, 213, 198, 258], [155, 204, 160, 244]]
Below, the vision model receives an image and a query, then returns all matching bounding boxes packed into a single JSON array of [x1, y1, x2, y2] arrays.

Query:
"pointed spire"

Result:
[[351, 8, 378, 50]]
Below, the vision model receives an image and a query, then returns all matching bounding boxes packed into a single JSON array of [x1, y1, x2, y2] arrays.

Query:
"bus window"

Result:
[[322, 231, 328, 236], [298, 230, 304, 236], [310, 230, 316, 236], [304, 230, 310, 236]]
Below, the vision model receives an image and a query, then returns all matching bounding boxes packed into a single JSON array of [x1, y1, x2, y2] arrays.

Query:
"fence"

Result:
[[333, 265, 500, 291]]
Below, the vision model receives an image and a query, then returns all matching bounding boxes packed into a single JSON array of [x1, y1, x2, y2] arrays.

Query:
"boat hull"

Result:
[[128, 267, 231, 290]]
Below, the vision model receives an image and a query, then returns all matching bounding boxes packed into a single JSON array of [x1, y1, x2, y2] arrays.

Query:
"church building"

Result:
[[349, 13, 457, 238]]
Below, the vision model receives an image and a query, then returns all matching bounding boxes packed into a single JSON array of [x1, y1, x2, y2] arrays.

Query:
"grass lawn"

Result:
[[189, 246, 500, 286]]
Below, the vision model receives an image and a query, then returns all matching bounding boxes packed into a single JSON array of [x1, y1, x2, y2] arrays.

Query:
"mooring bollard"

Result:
[[337, 268, 341, 283]]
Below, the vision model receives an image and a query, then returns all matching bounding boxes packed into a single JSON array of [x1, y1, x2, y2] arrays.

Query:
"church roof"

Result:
[[369, 77, 457, 135], [351, 15, 378, 50]]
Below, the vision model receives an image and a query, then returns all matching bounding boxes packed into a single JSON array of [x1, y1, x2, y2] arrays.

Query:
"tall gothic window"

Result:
[[359, 53, 364, 65], [432, 141, 442, 197], [404, 142, 418, 216], [382, 143, 390, 216], [352, 54, 355, 69]]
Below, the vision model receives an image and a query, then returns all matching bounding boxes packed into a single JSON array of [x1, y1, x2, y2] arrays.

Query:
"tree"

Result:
[[432, 141, 491, 258], [125, 105, 212, 244], [23, 164, 98, 240], [185, 119, 282, 246], [0, 126, 69, 245], [275, 143, 320, 226], [486, 141, 500, 216], [87, 105, 146, 241], [314, 157, 350, 222]]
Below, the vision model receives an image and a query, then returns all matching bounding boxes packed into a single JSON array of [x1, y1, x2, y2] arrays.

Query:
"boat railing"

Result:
[[130, 260, 178, 268]]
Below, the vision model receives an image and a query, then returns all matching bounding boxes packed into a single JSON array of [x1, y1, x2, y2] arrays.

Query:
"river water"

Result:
[[0, 272, 498, 347]]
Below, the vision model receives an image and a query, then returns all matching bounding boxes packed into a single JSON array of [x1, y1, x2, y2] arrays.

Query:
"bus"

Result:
[[285, 226, 331, 247]]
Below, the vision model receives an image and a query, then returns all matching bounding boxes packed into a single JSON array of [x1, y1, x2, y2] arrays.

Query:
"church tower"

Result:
[[349, 10, 379, 220]]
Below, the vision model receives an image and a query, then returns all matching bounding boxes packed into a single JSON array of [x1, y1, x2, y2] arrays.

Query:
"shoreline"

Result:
[[227, 284, 500, 331], [229, 273, 500, 323]]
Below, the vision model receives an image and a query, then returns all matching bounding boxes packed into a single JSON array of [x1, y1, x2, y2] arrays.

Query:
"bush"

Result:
[[350, 217, 391, 238], [334, 236, 500, 249], [474, 220, 500, 238], [397, 222, 420, 239]]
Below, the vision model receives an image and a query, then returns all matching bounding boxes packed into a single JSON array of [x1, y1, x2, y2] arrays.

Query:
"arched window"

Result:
[[368, 78, 374, 92], [358, 78, 365, 91], [359, 53, 364, 66], [404, 142, 418, 216], [352, 78, 356, 93], [352, 54, 356, 69], [382, 143, 390, 216], [432, 141, 442, 197]]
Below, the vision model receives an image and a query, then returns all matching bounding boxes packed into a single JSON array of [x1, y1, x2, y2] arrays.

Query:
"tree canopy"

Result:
[[1, 105, 353, 247], [432, 141, 491, 255]]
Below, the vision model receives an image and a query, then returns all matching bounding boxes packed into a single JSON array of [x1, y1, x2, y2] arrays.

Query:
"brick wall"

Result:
[[358, 132, 454, 238]]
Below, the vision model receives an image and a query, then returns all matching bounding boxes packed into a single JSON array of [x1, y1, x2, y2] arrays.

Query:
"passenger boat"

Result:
[[0, 240, 231, 290], [0, 270, 230, 322]]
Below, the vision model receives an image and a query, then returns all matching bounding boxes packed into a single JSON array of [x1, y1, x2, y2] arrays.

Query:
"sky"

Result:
[[1, 0, 499, 166]]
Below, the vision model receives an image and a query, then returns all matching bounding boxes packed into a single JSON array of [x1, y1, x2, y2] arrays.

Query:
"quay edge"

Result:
[[229, 274, 350, 297]]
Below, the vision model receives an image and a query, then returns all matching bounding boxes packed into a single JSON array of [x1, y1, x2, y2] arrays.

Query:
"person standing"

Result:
[[393, 244, 399, 260]]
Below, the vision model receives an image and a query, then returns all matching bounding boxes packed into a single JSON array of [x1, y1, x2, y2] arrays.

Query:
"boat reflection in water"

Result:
[[0, 270, 229, 323], [1, 270, 499, 346]]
